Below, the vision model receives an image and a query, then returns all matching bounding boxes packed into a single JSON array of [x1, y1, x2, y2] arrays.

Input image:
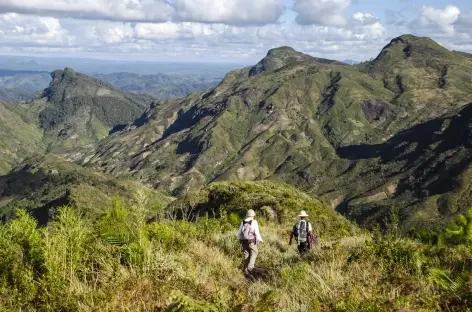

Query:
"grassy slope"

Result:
[[0, 181, 470, 311], [0, 155, 172, 224], [79, 51, 394, 192], [0, 102, 45, 175], [75, 35, 472, 230], [30, 67, 154, 152], [336, 102, 472, 230], [0, 67, 158, 176], [167, 180, 356, 238]]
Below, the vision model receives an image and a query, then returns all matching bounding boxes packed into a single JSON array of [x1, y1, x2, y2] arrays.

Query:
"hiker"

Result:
[[289, 211, 314, 254], [237, 209, 263, 275]]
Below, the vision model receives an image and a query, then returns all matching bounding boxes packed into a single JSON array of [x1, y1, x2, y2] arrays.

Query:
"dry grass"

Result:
[[0, 193, 471, 311]]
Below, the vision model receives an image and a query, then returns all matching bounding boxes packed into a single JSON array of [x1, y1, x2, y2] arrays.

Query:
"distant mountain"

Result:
[[0, 68, 155, 172], [94, 72, 220, 99], [0, 88, 40, 103], [0, 55, 239, 76], [0, 70, 51, 102], [342, 59, 359, 65], [3, 35, 472, 231], [37, 68, 154, 151], [0, 68, 223, 103], [68, 35, 472, 230], [361, 34, 472, 126]]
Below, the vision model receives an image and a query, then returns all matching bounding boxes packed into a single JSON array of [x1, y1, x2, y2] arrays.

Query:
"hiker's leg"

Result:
[[248, 243, 259, 271], [242, 243, 250, 271], [298, 243, 308, 254], [297, 244, 303, 254]]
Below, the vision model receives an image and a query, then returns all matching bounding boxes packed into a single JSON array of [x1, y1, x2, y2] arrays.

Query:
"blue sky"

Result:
[[0, 0, 471, 63]]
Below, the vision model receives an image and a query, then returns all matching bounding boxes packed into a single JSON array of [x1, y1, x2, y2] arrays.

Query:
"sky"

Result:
[[0, 0, 471, 63]]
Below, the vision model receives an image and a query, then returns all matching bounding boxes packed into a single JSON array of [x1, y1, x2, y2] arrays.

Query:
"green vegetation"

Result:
[[3, 33, 472, 311], [0, 181, 471, 311], [36, 68, 154, 151], [0, 102, 45, 175], [3, 34, 472, 233], [0, 155, 172, 224], [81, 35, 472, 230], [0, 67, 159, 173]]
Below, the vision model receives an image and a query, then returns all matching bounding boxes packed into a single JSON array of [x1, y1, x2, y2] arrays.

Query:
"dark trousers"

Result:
[[298, 242, 310, 254]]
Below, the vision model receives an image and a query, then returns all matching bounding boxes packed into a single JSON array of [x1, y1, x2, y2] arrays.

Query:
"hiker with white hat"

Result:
[[289, 210, 314, 254], [237, 209, 263, 276]]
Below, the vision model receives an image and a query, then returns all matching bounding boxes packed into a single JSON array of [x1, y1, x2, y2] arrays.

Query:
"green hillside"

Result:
[[0, 102, 45, 175], [1, 37, 472, 309], [73, 35, 472, 230], [0, 155, 172, 224], [37, 68, 153, 151], [2, 34, 472, 231], [1, 180, 471, 311], [362, 35, 472, 125], [0, 68, 158, 173]]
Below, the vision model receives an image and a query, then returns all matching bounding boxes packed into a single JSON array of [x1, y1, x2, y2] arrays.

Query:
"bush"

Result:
[[0, 209, 44, 306], [0, 192, 471, 311]]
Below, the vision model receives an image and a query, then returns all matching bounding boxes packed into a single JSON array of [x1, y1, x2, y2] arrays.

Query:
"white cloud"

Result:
[[0, 13, 70, 46], [0, 0, 285, 25], [0, 0, 173, 22], [0, 9, 391, 62], [352, 12, 379, 26], [416, 5, 460, 35], [173, 0, 284, 25], [402, 5, 472, 54], [293, 0, 351, 26]]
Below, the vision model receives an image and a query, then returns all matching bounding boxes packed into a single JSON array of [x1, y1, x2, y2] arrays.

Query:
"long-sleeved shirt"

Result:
[[237, 218, 263, 243]]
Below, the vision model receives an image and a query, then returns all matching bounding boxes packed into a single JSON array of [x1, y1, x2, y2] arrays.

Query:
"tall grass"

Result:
[[0, 195, 471, 311]]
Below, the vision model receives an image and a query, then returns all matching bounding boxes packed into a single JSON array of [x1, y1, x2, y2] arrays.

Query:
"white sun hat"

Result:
[[246, 209, 256, 217], [298, 210, 309, 217]]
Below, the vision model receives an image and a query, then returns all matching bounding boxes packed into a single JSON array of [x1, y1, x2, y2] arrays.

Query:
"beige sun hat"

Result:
[[246, 209, 256, 217], [298, 210, 309, 217]]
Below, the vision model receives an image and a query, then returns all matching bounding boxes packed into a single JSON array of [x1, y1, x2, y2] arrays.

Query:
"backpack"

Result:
[[241, 220, 256, 241], [293, 220, 309, 244]]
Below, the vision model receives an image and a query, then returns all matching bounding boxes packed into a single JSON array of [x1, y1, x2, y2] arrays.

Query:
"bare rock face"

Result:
[[362, 100, 401, 124]]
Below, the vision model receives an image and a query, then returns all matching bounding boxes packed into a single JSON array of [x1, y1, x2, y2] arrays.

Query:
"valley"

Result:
[[3, 35, 472, 229], [1, 34, 472, 311]]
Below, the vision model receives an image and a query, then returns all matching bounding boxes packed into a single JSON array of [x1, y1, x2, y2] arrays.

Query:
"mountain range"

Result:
[[0, 69, 222, 103], [1, 34, 472, 231]]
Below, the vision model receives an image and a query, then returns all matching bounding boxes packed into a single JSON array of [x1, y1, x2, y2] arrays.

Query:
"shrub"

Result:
[[0, 209, 44, 306]]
